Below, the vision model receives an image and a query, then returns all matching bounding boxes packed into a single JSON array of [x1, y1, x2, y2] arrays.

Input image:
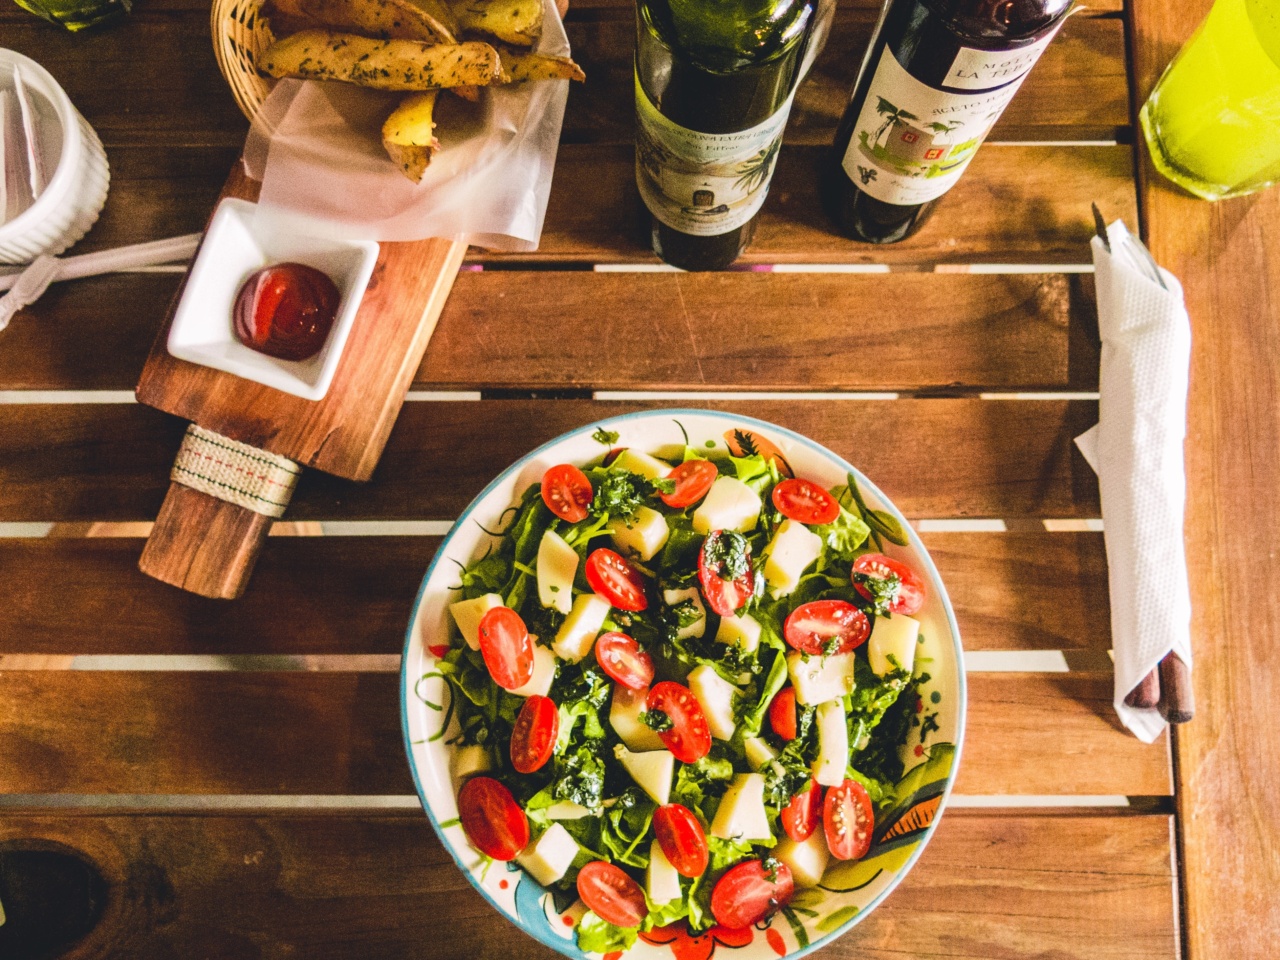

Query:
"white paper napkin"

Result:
[[1074, 220, 1192, 742]]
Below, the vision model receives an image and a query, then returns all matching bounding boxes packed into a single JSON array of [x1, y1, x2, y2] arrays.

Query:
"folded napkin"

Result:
[[1075, 220, 1192, 743]]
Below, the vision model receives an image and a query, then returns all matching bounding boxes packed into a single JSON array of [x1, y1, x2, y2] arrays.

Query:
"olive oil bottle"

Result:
[[635, 0, 825, 270]]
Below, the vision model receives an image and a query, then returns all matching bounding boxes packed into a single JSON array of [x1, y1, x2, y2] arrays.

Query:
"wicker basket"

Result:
[[211, 0, 275, 122]]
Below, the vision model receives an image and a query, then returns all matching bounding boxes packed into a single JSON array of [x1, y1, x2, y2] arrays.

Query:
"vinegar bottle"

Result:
[[827, 0, 1072, 244]]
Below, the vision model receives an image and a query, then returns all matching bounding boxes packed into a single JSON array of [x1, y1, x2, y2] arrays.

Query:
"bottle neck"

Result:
[[640, 0, 814, 71]]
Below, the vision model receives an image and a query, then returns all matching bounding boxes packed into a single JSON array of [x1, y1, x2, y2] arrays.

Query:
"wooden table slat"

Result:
[[0, 399, 1101, 522], [1131, 0, 1280, 954], [0, 271, 1102, 393], [0, 672, 1169, 796], [0, 811, 1171, 960], [0, 531, 1111, 655]]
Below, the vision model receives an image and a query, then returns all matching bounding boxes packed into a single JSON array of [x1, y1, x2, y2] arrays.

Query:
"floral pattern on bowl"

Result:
[[401, 410, 966, 960]]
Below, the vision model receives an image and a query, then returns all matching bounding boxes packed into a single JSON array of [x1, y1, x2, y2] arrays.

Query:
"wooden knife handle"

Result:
[[1158, 652, 1195, 724], [138, 481, 274, 599], [1124, 668, 1161, 709]]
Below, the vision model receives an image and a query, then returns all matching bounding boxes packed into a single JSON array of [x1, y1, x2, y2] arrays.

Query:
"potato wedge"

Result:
[[269, 0, 457, 43], [382, 90, 440, 181], [449, 84, 480, 101], [260, 32, 504, 89], [452, 0, 542, 47], [500, 50, 585, 83]]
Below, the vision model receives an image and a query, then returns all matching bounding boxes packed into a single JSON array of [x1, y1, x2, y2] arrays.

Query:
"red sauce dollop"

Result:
[[233, 263, 340, 361]]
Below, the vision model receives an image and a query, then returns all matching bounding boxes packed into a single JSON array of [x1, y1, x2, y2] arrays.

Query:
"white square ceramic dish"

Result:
[[167, 197, 379, 401]]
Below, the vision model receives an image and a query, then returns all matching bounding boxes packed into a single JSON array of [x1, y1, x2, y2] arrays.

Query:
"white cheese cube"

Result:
[[763, 519, 824, 598], [449, 593, 504, 651], [662, 587, 706, 640], [715, 613, 762, 654], [516, 823, 579, 887], [450, 744, 493, 781], [687, 664, 739, 741], [743, 737, 779, 773], [813, 699, 849, 787], [772, 831, 830, 888], [609, 505, 671, 562], [710, 773, 772, 842], [611, 449, 672, 481], [786, 651, 857, 707], [692, 477, 762, 535], [536, 530, 579, 615], [547, 801, 592, 820], [868, 613, 920, 677], [615, 744, 674, 804], [553, 593, 611, 663], [510, 643, 558, 698], [646, 840, 683, 905], [609, 685, 667, 751]]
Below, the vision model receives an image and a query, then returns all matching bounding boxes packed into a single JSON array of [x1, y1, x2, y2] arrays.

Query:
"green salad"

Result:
[[433, 433, 931, 953]]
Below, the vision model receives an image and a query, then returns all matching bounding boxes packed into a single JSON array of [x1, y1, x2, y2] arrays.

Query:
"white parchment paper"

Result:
[[242, 0, 570, 251]]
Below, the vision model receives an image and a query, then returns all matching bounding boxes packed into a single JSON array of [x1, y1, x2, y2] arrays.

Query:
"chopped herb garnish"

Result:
[[592, 427, 620, 446]]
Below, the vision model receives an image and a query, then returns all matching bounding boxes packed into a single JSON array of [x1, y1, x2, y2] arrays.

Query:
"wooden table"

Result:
[[2, 0, 1276, 956]]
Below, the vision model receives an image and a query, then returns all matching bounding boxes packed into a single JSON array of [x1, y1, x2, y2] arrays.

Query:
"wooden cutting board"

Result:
[[135, 165, 467, 599]]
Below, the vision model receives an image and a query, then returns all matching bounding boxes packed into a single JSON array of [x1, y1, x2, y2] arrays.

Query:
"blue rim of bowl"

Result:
[[399, 408, 967, 960]]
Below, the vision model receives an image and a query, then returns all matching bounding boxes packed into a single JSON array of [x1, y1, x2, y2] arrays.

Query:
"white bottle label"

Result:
[[841, 29, 1057, 206], [636, 74, 794, 237]]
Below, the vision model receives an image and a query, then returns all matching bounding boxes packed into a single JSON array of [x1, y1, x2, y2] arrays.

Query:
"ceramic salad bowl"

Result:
[[401, 409, 966, 960]]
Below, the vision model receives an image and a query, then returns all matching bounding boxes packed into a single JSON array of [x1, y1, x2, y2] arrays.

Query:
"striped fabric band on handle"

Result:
[[171, 425, 301, 518]]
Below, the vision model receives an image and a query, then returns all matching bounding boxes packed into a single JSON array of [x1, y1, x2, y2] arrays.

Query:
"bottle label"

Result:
[[840, 30, 1057, 206], [635, 74, 794, 237]]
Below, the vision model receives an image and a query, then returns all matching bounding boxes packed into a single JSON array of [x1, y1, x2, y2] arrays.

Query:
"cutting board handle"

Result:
[[139, 481, 275, 599]]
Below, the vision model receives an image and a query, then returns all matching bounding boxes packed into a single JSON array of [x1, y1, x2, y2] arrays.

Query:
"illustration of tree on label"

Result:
[[827, 0, 1073, 245]]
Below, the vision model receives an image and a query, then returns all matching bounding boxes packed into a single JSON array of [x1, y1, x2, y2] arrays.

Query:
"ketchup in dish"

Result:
[[233, 263, 340, 361]]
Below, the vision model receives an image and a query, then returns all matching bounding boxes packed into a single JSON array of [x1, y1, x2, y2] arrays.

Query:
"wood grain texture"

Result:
[[137, 482, 273, 599], [0, 672, 1167, 796], [135, 168, 468, 481], [565, 12, 1129, 146], [0, 399, 1101, 522], [1130, 0, 1280, 954], [0, 533, 1109, 655], [528, 143, 1138, 265], [0, 271, 1101, 393], [0, 813, 1171, 960], [1, 10, 1126, 150]]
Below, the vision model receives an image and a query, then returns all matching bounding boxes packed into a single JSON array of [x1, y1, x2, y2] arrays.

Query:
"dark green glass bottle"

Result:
[[636, 0, 821, 270]]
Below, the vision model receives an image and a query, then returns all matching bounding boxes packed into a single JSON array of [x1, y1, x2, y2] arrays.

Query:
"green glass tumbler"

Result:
[[1139, 0, 1280, 200]]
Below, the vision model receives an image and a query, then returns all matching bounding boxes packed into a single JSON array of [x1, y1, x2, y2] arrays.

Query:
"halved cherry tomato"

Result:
[[661, 459, 719, 509], [577, 861, 647, 928], [852, 553, 926, 616], [697, 531, 755, 617], [586, 549, 649, 612], [771, 478, 840, 525], [458, 776, 529, 861], [783, 600, 870, 656], [768, 687, 797, 741], [823, 778, 874, 861], [510, 694, 559, 774], [653, 803, 709, 878], [594, 632, 654, 690], [541, 464, 593, 523], [477, 606, 535, 691], [646, 681, 712, 763], [781, 779, 823, 842], [710, 859, 794, 930]]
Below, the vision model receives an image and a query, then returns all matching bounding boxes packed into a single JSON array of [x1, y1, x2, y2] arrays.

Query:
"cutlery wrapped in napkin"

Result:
[[1075, 219, 1192, 743]]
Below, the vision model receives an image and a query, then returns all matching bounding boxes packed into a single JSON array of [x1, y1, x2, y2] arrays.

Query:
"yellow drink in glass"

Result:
[[1139, 0, 1280, 200]]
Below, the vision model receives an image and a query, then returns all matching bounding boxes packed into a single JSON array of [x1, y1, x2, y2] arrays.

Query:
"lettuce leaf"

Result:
[[577, 911, 638, 954]]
